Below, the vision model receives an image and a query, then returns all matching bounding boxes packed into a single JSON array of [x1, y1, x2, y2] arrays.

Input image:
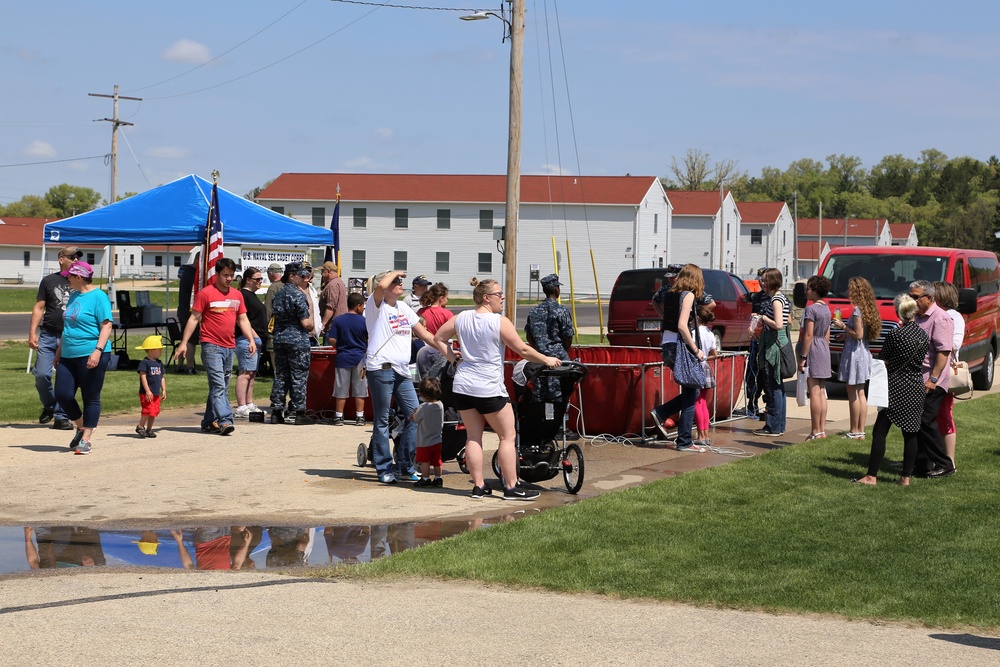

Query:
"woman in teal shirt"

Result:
[[55, 261, 112, 456]]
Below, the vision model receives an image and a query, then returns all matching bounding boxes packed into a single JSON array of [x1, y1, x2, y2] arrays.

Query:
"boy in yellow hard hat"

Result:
[[135, 335, 166, 438]]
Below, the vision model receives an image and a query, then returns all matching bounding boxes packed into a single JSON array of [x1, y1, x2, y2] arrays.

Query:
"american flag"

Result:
[[201, 180, 223, 290]]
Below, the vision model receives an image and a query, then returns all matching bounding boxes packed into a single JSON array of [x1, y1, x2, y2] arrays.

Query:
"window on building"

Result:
[[130, 254, 135, 266], [173, 256, 182, 267], [23, 251, 30, 267], [353, 208, 367, 228], [478, 252, 492, 274], [654, 213, 658, 234], [479, 209, 494, 231], [436, 252, 449, 273], [726, 224, 730, 241], [87, 253, 96, 265], [783, 230, 787, 245], [155, 256, 163, 267], [394, 251, 407, 271], [395, 208, 408, 229], [352, 250, 366, 272], [271, 206, 284, 215], [312, 207, 326, 227], [437, 209, 451, 230], [751, 229, 762, 245]]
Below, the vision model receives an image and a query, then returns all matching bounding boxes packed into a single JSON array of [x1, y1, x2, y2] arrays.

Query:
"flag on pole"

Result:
[[323, 190, 341, 274], [201, 177, 223, 290]]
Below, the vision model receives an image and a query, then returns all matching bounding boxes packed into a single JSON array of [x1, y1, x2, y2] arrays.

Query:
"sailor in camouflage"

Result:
[[269, 262, 315, 425], [525, 274, 575, 402]]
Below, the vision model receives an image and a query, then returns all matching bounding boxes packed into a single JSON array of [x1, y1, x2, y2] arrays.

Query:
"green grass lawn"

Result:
[[0, 286, 179, 313], [339, 395, 1000, 630], [0, 340, 245, 422]]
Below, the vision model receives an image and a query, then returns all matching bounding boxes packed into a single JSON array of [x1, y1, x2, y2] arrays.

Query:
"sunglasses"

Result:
[[908, 293, 930, 301], [391, 277, 404, 285]]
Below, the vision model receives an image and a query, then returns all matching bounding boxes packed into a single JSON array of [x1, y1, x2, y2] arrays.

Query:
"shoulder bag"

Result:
[[672, 306, 708, 389], [770, 309, 796, 380], [950, 356, 973, 399]]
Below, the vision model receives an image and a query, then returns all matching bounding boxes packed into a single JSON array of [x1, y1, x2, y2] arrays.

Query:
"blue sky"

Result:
[[2, 0, 998, 206]]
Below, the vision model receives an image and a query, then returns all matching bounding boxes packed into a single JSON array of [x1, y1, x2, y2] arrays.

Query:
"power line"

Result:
[[125, 0, 311, 94], [329, 0, 491, 10], [0, 155, 107, 168]]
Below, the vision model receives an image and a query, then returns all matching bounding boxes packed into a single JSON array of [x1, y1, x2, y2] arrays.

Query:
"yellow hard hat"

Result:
[[136, 335, 165, 350]]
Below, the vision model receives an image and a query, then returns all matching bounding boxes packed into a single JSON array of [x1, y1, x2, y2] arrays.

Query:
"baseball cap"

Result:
[[67, 261, 94, 278], [412, 275, 431, 286], [267, 262, 284, 273], [58, 246, 83, 259]]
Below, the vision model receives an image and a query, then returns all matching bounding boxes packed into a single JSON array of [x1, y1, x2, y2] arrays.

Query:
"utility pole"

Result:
[[792, 190, 799, 280], [89, 85, 141, 301], [718, 181, 724, 270], [503, 0, 524, 323], [817, 201, 823, 273]]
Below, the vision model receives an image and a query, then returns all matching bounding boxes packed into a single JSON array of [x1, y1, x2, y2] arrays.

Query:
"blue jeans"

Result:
[[54, 353, 110, 428], [763, 363, 786, 433], [200, 343, 235, 428], [33, 329, 66, 420], [368, 368, 418, 478], [652, 384, 699, 447]]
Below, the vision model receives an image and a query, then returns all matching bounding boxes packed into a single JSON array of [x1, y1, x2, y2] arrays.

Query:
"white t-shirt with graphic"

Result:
[[364, 294, 419, 377]]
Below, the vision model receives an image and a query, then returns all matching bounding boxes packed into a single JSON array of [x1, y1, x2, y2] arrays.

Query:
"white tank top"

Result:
[[452, 309, 507, 398]]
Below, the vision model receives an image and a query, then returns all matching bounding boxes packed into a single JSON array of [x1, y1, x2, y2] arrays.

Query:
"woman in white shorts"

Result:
[[433, 278, 560, 501]]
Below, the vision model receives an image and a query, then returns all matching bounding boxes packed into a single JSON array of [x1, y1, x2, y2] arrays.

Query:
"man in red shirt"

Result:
[[174, 257, 256, 435]]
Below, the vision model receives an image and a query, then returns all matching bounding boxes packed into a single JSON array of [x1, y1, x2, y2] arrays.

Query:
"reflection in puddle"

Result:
[[0, 510, 541, 575]]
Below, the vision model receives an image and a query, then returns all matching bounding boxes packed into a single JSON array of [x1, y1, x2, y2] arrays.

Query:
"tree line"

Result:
[[665, 148, 1000, 250]]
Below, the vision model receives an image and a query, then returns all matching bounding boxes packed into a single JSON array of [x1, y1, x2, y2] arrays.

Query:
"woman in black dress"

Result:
[[854, 294, 928, 486]]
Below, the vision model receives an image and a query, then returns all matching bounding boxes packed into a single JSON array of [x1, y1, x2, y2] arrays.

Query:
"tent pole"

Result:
[[165, 245, 171, 315]]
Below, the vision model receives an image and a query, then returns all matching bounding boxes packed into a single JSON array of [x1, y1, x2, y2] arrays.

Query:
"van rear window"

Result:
[[612, 272, 664, 301], [822, 254, 947, 300]]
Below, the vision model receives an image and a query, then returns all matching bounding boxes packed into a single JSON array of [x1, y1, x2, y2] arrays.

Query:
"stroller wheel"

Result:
[[491, 449, 503, 483], [456, 447, 469, 474], [356, 442, 368, 467], [562, 443, 585, 494]]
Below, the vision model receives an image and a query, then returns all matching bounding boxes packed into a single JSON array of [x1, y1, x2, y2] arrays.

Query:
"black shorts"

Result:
[[452, 392, 509, 415]]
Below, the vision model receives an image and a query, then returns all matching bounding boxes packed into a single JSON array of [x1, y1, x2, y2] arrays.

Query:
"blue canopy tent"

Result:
[[41, 174, 333, 315], [43, 174, 333, 246]]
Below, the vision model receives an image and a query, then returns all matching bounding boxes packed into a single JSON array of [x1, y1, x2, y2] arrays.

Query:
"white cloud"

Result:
[[25, 140, 56, 158], [160, 39, 212, 64], [67, 162, 89, 172], [343, 156, 378, 171], [146, 146, 190, 159], [535, 163, 573, 176], [373, 127, 394, 142]]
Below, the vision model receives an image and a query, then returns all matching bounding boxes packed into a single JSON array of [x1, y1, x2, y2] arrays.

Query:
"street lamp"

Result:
[[462, 1, 524, 324]]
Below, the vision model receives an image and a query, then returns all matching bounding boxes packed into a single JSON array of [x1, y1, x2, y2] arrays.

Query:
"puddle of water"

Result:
[[0, 511, 541, 575]]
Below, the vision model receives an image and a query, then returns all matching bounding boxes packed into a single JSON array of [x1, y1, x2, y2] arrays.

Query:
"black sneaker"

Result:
[[294, 412, 315, 426], [432, 477, 444, 487], [39, 407, 55, 424], [470, 484, 493, 499], [270, 410, 285, 425], [218, 423, 235, 436], [52, 419, 74, 431], [135, 425, 147, 439], [503, 486, 540, 501], [354, 416, 366, 426], [415, 477, 433, 487], [145, 429, 157, 439], [331, 416, 345, 426], [69, 428, 84, 451]]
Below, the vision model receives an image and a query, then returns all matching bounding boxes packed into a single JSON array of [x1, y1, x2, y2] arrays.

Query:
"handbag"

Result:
[[868, 359, 889, 408], [771, 324, 796, 380], [671, 308, 708, 389], [950, 360, 973, 399]]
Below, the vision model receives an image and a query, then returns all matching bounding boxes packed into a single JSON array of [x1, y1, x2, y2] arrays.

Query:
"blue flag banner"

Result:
[[324, 198, 340, 268]]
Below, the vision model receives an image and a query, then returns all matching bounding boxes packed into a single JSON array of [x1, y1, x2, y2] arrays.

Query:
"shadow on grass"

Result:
[[928, 633, 1000, 650]]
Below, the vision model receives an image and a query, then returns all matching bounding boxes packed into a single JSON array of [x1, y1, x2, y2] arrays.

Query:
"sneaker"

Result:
[[269, 410, 285, 425], [354, 416, 366, 427], [74, 439, 92, 455], [415, 477, 433, 487], [503, 486, 540, 501], [294, 412, 315, 426], [649, 410, 670, 440], [233, 405, 250, 419], [39, 407, 55, 424], [432, 477, 443, 487], [69, 428, 84, 451], [331, 416, 345, 426], [676, 443, 707, 453], [403, 471, 421, 482], [379, 473, 398, 485], [753, 428, 783, 437], [52, 419, 74, 431], [247, 403, 263, 413], [470, 484, 493, 499], [693, 439, 712, 447], [218, 423, 235, 436], [135, 425, 147, 438], [145, 429, 157, 439], [201, 423, 221, 434]]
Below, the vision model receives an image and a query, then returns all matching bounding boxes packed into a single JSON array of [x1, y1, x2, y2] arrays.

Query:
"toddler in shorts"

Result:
[[411, 377, 444, 488], [135, 335, 166, 438]]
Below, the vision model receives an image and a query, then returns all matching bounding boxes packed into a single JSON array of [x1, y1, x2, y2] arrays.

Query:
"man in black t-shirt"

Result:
[[28, 246, 81, 429]]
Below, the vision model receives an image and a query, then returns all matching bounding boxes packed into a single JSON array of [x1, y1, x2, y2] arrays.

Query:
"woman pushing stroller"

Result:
[[433, 278, 562, 501]]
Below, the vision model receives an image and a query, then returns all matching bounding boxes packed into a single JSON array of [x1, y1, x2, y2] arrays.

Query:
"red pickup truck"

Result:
[[793, 246, 1000, 389]]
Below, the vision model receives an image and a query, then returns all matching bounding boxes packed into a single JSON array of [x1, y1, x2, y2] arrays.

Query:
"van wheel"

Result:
[[711, 327, 723, 351], [973, 346, 995, 391]]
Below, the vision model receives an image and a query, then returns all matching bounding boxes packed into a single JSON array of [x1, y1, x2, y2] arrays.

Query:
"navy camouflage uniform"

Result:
[[525, 280, 575, 402], [269, 282, 312, 414]]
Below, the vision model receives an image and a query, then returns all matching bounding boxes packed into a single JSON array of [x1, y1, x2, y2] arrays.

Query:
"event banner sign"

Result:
[[241, 248, 307, 286]]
